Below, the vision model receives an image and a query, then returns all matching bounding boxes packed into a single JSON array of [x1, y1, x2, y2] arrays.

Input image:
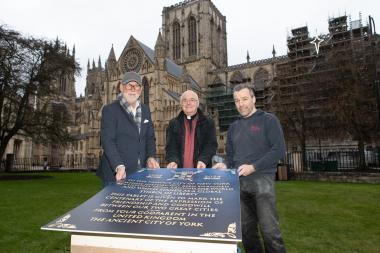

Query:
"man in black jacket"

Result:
[[214, 83, 286, 253], [165, 90, 217, 169], [97, 71, 159, 186]]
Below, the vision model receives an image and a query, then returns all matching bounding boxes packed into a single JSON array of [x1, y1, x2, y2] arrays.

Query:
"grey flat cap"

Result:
[[122, 71, 142, 85]]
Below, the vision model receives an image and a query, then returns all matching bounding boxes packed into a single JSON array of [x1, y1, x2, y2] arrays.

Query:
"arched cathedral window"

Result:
[[142, 77, 149, 109], [60, 75, 66, 94], [188, 16, 197, 56], [173, 22, 181, 60], [253, 68, 269, 91], [230, 71, 243, 84]]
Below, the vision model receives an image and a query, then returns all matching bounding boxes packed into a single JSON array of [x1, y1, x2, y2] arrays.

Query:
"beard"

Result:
[[123, 93, 139, 105], [238, 106, 254, 118]]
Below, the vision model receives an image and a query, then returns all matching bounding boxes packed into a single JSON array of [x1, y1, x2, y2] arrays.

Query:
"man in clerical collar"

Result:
[[165, 90, 217, 169]]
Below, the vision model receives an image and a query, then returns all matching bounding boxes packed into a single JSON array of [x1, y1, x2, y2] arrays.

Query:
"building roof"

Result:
[[188, 75, 202, 92], [135, 39, 155, 63], [165, 58, 182, 77], [125, 36, 202, 93], [210, 55, 288, 74], [165, 59, 202, 92], [164, 89, 181, 101]]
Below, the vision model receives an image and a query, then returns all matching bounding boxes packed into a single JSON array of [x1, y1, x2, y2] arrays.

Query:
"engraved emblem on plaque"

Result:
[[167, 170, 202, 181], [48, 214, 77, 229], [200, 222, 237, 238]]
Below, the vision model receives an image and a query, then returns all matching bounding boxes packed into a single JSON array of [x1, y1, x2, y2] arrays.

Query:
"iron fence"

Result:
[[285, 147, 380, 172], [0, 157, 100, 172], [2, 148, 379, 173]]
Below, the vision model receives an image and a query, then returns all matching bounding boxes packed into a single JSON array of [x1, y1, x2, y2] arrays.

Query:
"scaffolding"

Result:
[[206, 80, 272, 132], [206, 83, 238, 132], [274, 14, 379, 147]]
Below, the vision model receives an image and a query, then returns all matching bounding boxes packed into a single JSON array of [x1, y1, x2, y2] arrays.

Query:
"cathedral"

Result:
[[65, 0, 285, 168], [5, 0, 376, 170]]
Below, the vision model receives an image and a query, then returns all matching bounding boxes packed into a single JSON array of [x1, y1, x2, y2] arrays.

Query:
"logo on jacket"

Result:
[[250, 125, 261, 133]]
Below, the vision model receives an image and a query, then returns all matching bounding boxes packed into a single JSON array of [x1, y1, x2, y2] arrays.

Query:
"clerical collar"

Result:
[[185, 113, 197, 120]]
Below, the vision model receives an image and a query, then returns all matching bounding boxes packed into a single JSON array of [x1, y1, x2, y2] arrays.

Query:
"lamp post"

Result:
[[376, 80, 380, 127], [369, 16, 380, 129]]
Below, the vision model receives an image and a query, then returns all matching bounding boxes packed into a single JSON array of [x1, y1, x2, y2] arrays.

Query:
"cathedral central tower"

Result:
[[161, 0, 227, 88]]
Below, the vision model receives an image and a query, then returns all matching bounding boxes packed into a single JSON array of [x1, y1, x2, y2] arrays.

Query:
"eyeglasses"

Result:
[[122, 83, 142, 91], [182, 98, 198, 104]]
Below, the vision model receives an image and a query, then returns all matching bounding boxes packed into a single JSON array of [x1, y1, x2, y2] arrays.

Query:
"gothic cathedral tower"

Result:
[[161, 0, 227, 89]]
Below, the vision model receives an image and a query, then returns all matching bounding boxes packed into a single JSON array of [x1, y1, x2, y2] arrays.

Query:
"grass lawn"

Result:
[[0, 172, 102, 253], [276, 180, 380, 253], [0, 172, 379, 253]]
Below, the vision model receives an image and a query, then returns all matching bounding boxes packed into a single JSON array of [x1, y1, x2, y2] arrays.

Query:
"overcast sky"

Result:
[[1, 0, 378, 96]]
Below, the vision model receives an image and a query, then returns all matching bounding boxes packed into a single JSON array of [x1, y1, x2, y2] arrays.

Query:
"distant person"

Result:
[[213, 83, 286, 253], [165, 90, 217, 169], [97, 71, 159, 186], [43, 158, 48, 170]]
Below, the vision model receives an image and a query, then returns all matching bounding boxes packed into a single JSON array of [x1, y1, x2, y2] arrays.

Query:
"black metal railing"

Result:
[[285, 147, 380, 172], [1, 157, 100, 172], [2, 147, 379, 173]]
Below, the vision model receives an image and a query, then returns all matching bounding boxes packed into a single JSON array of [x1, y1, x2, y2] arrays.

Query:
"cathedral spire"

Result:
[[272, 45, 276, 58], [181, 65, 190, 85], [87, 59, 90, 71], [55, 36, 59, 49], [98, 56, 102, 69], [72, 44, 76, 58], [107, 44, 116, 61], [246, 50, 250, 63], [92, 59, 96, 69], [155, 30, 165, 48], [154, 30, 166, 59]]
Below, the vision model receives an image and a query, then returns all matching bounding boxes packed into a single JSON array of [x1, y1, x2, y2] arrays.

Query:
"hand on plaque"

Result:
[[238, 164, 255, 176], [212, 162, 227, 169], [196, 161, 206, 169], [147, 157, 160, 169], [166, 162, 178, 169], [115, 166, 126, 181]]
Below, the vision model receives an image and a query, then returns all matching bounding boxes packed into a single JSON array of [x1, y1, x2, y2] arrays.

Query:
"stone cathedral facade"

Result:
[[63, 0, 284, 168], [6, 0, 374, 169], [3, 0, 377, 173]]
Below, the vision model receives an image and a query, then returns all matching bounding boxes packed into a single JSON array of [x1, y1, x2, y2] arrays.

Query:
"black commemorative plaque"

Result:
[[42, 168, 241, 242]]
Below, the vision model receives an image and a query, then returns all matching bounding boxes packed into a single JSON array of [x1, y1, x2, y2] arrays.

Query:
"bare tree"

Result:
[[326, 40, 380, 168], [272, 57, 335, 169], [273, 31, 380, 170], [0, 25, 81, 160]]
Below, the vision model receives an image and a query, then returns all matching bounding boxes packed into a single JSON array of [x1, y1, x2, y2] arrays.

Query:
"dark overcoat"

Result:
[[165, 109, 217, 168], [96, 101, 156, 183]]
